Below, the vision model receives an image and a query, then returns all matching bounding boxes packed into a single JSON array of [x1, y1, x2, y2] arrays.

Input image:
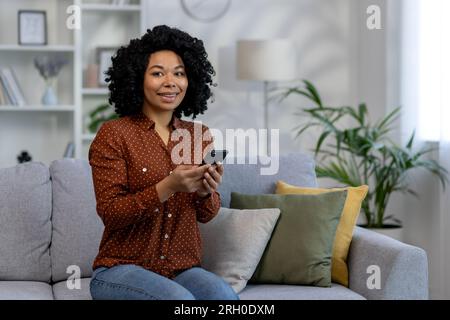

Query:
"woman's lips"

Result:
[[158, 93, 178, 103]]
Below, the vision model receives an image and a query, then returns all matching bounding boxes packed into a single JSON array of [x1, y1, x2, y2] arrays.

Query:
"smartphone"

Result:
[[201, 149, 228, 165]]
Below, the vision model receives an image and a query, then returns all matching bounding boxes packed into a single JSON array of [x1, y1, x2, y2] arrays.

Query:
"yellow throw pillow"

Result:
[[276, 180, 369, 287]]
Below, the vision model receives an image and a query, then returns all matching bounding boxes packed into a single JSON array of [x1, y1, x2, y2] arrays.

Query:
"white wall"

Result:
[[144, 0, 353, 157]]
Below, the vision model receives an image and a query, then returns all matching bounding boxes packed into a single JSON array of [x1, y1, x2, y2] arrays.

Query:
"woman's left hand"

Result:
[[196, 163, 224, 197]]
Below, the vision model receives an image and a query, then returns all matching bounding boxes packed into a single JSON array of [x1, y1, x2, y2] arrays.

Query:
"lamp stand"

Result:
[[262, 81, 270, 156], [263, 80, 269, 130]]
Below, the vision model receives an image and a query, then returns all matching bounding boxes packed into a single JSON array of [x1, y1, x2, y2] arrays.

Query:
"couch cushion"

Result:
[[49, 159, 104, 283], [0, 281, 54, 300], [53, 278, 93, 300], [239, 284, 366, 300], [0, 162, 52, 282], [199, 207, 280, 294], [276, 181, 369, 287], [230, 191, 347, 287], [218, 153, 317, 207]]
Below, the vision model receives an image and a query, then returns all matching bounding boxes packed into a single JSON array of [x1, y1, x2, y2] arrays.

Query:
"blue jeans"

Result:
[[90, 264, 240, 300]]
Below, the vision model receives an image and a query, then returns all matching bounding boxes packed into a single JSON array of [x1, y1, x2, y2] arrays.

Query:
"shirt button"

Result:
[[164, 234, 169, 239], [196, 200, 200, 204], [142, 168, 147, 172], [168, 214, 172, 218], [160, 255, 165, 260], [154, 208, 159, 212], [169, 170, 173, 175]]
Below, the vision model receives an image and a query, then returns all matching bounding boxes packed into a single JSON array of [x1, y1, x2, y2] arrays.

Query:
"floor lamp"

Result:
[[236, 39, 297, 130]]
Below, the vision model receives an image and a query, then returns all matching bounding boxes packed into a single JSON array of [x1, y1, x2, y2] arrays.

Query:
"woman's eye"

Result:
[[175, 72, 186, 77], [151, 72, 163, 77]]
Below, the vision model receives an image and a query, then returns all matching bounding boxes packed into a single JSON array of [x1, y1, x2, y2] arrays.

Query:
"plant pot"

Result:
[[360, 224, 404, 242]]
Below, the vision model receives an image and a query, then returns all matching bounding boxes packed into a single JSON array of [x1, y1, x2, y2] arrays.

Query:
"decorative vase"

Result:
[[42, 79, 58, 105]]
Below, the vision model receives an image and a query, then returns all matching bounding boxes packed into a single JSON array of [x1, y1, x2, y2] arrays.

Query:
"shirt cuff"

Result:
[[193, 191, 217, 205], [137, 184, 164, 212]]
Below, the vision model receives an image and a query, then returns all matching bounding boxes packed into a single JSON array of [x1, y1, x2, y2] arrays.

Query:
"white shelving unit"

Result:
[[75, 0, 145, 160], [0, 0, 146, 167], [0, 0, 76, 168], [0, 105, 75, 112], [81, 88, 109, 95], [0, 45, 76, 52], [81, 3, 141, 11]]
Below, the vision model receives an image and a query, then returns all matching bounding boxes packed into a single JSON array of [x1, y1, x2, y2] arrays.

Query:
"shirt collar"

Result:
[[133, 110, 183, 131]]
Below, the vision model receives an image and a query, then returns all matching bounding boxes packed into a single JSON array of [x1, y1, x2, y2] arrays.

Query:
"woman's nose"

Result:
[[162, 74, 176, 87], [163, 81, 176, 88]]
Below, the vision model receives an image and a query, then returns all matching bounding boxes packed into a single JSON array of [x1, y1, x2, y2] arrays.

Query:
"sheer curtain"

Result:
[[400, 0, 450, 299], [439, 5, 450, 297]]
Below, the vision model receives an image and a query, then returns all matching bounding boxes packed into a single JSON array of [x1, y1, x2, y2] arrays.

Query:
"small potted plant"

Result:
[[277, 80, 448, 240], [87, 103, 118, 134], [34, 54, 68, 105]]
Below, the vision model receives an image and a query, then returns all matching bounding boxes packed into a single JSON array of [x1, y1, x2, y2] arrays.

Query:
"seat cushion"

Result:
[[0, 162, 52, 282], [0, 281, 54, 300], [49, 159, 104, 283], [218, 152, 317, 207], [239, 284, 366, 300], [52, 278, 93, 300]]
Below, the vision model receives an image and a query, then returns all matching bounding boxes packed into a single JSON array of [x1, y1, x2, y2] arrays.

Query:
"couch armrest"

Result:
[[347, 226, 428, 300]]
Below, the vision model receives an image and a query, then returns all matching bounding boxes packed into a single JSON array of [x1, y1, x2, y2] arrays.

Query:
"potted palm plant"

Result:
[[277, 80, 448, 239]]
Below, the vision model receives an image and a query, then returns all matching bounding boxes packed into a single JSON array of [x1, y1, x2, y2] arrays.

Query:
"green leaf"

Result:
[[282, 88, 315, 103], [315, 130, 331, 156], [87, 103, 118, 133], [376, 107, 401, 132], [303, 80, 323, 108], [406, 131, 415, 150], [89, 104, 110, 117], [358, 103, 368, 125]]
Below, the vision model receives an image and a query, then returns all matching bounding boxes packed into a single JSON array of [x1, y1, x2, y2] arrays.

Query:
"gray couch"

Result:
[[0, 153, 428, 300]]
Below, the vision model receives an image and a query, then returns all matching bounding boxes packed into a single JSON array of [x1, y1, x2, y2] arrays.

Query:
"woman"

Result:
[[88, 25, 238, 300]]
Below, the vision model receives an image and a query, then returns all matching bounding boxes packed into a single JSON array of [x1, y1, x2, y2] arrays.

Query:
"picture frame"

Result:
[[96, 47, 117, 87], [18, 10, 47, 45]]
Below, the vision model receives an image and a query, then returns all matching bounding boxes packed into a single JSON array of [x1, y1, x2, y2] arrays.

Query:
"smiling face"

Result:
[[142, 50, 188, 114]]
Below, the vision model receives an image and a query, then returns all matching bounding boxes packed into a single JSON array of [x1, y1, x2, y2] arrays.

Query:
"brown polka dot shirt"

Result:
[[88, 110, 221, 279]]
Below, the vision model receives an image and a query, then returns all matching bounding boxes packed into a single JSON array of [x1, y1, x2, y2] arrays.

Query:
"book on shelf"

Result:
[[0, 78, 7, 105], [0, 71, 15, 105], [63, 142, 75, 158], [0, 67, 27, 106]]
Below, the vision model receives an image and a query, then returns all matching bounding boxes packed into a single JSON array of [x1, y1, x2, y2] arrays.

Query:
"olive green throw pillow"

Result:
[[230, 191, 347, 287]]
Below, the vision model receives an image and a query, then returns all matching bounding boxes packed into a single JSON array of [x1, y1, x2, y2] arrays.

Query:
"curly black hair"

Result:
[[106, 25, 216, 119]]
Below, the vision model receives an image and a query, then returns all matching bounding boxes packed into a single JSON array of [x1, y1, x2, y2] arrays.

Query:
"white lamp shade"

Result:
[[237, 39, 297, 81]]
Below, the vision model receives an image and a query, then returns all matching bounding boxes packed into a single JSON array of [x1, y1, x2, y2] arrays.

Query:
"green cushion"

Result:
[[230, 191, 347, 287]]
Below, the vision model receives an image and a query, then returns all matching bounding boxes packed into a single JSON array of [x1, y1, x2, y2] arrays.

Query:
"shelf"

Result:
[[0, 45, 75, 52], [82, 133, 96, 141], [0, 0, 144, 164], [81, 4, 140, 12], [82, 88, 109, 95], [0, 105, 75, 112]]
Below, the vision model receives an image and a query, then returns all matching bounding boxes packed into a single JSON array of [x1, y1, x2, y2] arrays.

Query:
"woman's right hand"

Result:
[[156, 164, 212, 202], [168, 164, 212, 193]]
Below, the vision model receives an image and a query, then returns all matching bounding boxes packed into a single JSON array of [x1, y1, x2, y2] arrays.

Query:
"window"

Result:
[[416, 0, 450, 141]]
